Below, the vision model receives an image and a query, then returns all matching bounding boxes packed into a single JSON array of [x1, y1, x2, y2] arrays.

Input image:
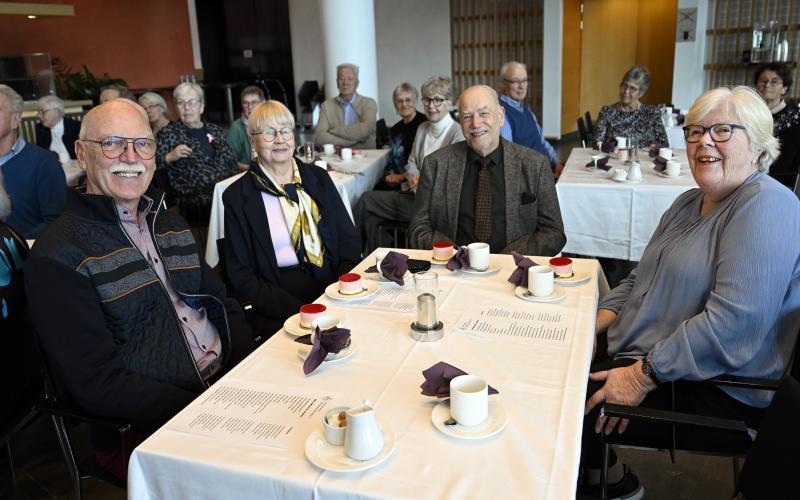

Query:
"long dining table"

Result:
[[127, 249, 608, 499], [556, 147, 698, 261], [204, 149, 388, 267]]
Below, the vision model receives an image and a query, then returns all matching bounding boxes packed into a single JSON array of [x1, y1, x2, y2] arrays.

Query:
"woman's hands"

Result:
[[166, 144, 192, 164], [585, 360, 657, 435]]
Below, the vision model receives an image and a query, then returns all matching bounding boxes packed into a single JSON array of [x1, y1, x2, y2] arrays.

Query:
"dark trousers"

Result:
[[581, 336, 764, 469]]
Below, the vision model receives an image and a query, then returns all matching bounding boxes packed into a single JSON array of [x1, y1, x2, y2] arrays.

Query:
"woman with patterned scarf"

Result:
[[221, 100, 361, 337]]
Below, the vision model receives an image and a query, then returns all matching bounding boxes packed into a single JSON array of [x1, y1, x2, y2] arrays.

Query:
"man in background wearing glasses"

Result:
[[24, 99, 254, 479], [0, 84, 65, 239], [314, 62, 377, 148], [498, 61, 562, 175]]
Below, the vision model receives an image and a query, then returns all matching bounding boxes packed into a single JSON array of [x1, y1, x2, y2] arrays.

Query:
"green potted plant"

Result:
[[52, 57, 127, 104]]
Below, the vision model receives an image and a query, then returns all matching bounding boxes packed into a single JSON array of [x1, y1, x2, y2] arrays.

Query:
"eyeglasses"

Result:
[[757, 78, 783, 87], [503, 78, 529, 85], [422, 97, 447, 107], [251, 127, 294, 142], [81, 136, 157, 159], [175, 98, 202, 108], [37, 108, 58, 115], [682, 123, 746, 143], [336, 78, 356, 84], [242, 99, 263, 108], [144, 104, 161, 111], [620, 83, 640, 94], [394, 98, 415, 106]]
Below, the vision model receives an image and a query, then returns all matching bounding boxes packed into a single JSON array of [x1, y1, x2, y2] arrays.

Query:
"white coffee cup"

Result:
[[666, 160, 681, 178], [528, 265, 554, 297], [615, 136, 628, 149], [467, 242, 490, 271], [450, 375, 488, 426], [341, 148, 353, 161], [323, 143, 335, 155], [375, 251, 389, 277], [314, 160, 328, 170], [612, 168, 628, 182], [659, 147, 673, 160]]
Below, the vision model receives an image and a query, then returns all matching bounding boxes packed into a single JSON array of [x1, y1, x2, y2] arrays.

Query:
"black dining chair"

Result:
[[577, 116, 591, 147], [598, 327, 800, 500], [584, 111, 595, 140]]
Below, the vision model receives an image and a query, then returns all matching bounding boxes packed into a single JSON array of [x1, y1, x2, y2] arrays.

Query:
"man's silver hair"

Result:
[[499, 61, 527, 80], [0, 169, 11, 221], [38, 94, 65, 117], [0, 84, 24, 115], [337, 63, 359, 79]]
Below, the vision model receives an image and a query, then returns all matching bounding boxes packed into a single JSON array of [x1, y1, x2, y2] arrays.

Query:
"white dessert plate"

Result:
[[430, 253, 454, 265], [305, 425, 396, 472], [297, 339, 358, 363], [324, 281, 379, 301], [431, 400, 508, 440], [554, 272, 591, 285], [283, 313, 342, 337], [514, 286, 567, 303], [460, 263, 502, 275]]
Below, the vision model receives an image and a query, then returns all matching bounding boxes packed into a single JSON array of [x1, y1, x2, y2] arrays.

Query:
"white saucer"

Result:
[[656, 170, 688, 178], [297, 338, 358, 363], [610, 176, 629, 183], [365, 270, 411, 284], [324, 281, 379, 301], [554, 272, 591, 286], [460, 263, 502, 275], [305, 425, 396, 472], [514, 286, 567, 303], [431, 400, 508, 440], [283, 313, 342, 337], [430, 253, 453, 265]]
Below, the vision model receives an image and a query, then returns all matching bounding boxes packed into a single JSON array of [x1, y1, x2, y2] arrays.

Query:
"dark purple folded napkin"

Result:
[[420, 361, 499, 398], [601, 136, 617, 153], [585, 156, 611, 171], [648, 143, 663, 158], [653, 156, 668, 172], [365, 250, 409, 285], [507, 251, 539, 287], [446, 246, 470, 271], [303, 325, 351, 375], [676, 113, 685, 125]]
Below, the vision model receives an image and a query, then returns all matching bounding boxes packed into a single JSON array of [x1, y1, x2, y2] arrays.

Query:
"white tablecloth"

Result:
[[556, 148, 697, 261], [204, 150, 388, 267], [128, 249, 605, 500]]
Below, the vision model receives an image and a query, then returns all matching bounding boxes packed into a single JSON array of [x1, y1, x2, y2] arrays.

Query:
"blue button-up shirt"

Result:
[[338, 93, 358, 126]]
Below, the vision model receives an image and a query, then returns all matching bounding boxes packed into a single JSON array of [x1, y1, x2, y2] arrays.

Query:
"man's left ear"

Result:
[[75, 140, 88, 171], [498, 105, 505, 126], [10, 113, 20, 131]]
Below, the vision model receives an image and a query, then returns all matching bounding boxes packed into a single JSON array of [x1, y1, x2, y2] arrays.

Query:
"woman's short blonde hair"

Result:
[[138, 91, 170, 118], [173, 82, 204, 102], [247, 100, 295, 134], [421, 76, 456, 101], [685, 86, 779, 172]]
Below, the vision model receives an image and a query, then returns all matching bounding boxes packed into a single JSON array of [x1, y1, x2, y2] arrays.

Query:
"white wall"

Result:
[[542, 0, 563, 138], [289, 0, 325, 115], [374, 0, 451, 123], [671, 0, 709, 111], [289, 0, 451, 123]]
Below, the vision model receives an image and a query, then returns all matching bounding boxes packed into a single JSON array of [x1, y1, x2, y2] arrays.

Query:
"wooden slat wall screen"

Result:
[[450, 0, 544, 115], [705, 0, 800, 101]]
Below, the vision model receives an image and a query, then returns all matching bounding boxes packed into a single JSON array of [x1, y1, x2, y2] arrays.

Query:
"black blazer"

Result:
[[222, 162, 361, 321], [35, 117, 81, 159]]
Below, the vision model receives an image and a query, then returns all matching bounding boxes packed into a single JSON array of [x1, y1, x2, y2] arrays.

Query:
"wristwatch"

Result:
[[641, 353, 661, 386]]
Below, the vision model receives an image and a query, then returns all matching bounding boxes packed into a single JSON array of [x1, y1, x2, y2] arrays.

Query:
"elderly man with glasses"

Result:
[[227, 85, 266, 169], [0, 85, 65, 239], [24, 98, 254, 479], [314, 63, 377, 148], [35, 94, 81, 162], [498, 61, 562, 174]]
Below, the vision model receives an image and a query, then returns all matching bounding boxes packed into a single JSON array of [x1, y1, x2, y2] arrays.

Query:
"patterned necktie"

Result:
[[474, 157, 492, 242]]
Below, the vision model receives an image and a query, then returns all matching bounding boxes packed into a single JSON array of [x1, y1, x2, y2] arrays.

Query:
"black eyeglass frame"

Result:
[[682, 124, 746, 143], [80, 136, 157, 160]]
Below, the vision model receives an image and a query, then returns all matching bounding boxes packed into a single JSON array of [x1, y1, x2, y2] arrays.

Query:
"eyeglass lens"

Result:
[[100, 137, 157, 159]]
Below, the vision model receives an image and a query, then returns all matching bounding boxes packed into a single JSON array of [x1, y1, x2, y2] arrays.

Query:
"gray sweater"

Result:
[[600, 172, 800, 407]]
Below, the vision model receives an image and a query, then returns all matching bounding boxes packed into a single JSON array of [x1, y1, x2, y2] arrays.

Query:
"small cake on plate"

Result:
[[432, 241, 454, 261], [299, 304, 327, 329], [549, 257, 574, 278], [338, 273, 364, 294]]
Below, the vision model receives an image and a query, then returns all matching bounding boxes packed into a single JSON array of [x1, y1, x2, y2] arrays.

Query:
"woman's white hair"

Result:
[[685, 86, 780, 172], [173, 82, 204, 102], [0, 170, 11, 221]]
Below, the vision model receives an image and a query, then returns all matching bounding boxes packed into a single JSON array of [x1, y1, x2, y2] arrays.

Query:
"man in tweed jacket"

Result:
[[409, 85, 565, 256]]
